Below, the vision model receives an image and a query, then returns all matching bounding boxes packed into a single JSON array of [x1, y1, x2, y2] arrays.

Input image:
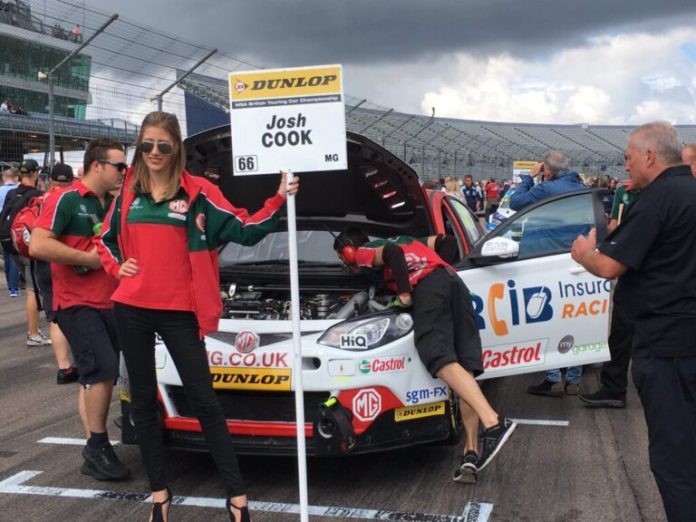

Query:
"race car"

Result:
[[119, 128, 612, 456]]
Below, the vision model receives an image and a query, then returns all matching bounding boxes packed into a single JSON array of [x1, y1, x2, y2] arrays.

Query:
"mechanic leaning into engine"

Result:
[[96, 111, 299, 522], [333, 228, 517, 483]]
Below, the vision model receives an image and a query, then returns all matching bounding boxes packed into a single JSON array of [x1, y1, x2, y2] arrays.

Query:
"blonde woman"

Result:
[[98, 111, 298, 522], [444, 176, 465, 202]]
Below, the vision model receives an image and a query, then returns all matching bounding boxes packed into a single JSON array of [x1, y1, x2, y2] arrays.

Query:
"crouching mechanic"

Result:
[[333, 229, 517, 482], [29, 138, 129, 481]]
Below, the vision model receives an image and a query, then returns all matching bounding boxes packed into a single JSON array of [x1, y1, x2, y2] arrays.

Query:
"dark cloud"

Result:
[[164, 1, 696, 66], [87, 1, 696, 68]]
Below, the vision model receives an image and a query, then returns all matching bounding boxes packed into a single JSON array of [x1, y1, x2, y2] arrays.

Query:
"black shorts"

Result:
[[56, 306, 120, 387], [412, 267, 484, 377]]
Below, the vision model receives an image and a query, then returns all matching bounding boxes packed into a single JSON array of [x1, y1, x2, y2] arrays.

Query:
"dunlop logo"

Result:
[[230, 66, 341, 100], [394, 401, 446, 422], [210, 367, 291, 391]]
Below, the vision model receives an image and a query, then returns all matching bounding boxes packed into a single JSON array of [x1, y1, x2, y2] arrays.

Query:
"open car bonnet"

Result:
[[184, 127, 434, 237]]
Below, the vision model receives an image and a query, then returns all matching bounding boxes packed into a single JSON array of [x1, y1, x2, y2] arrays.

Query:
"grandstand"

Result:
[[177, 71, 696, 181], [2, 0, 695, 180]]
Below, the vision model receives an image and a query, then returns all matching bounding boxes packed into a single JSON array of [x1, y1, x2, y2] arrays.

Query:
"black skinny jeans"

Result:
[[114, 303, 246, 496]]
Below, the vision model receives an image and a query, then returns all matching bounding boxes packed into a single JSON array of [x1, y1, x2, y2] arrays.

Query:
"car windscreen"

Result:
[[219, 230, 341, 267]]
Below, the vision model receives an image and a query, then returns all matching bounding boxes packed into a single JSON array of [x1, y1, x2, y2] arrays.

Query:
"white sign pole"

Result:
[[229, 65, 346, 522], [285, 171, 309, 522]]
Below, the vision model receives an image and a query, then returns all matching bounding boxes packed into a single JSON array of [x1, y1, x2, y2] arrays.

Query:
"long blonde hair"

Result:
[[130, 111, 187, 199]]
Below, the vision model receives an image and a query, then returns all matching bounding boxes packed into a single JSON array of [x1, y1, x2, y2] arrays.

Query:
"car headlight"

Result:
[[318, 312, 413, 351]]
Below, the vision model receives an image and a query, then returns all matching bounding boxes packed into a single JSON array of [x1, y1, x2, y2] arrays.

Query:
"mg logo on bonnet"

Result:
[[235, 331, 259, 354]]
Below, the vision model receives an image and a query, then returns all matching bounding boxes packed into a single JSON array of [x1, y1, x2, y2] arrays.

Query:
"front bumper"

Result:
[[120, 316, 456, 455]]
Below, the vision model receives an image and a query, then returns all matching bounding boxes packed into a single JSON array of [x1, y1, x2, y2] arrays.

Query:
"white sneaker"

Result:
[[27, 333, 52, 347]]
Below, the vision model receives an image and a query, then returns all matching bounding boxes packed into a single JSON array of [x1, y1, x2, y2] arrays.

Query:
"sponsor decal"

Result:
[[358, 356, 407, 375], [230, 67, 340, 100], [234, 80, 248, 93], [207, 350, 288, 368], [471, 280, 554, 336], [166, 212, 186, 221], [168, 199, 189, 213], [234, 331, 259, 354], [79, 204, 87, 213], [482, 339, 547, 369], [561, 299, 609, 318], [571, 341, 608, 355], [405, 385, 448, 405], [195, 212, 206, 233], [558, 335, 574, 354], [557, 279, 612, 298], [471, 278, 611, 336], [352, 388, 381, 422], [339, 334, 367, 350], [210, 367, 291, 391], [394, 401, 446, 423]]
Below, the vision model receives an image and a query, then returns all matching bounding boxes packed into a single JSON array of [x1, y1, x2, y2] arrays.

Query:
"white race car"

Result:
[[119, 128, 611, 455]]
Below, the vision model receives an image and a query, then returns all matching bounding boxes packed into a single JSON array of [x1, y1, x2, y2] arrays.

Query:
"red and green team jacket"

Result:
[[354, 236, 449, 291], [98, 169, 286, 337], [34, 181, 117, 309]]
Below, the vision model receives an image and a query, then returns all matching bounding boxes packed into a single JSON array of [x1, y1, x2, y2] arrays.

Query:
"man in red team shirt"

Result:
[[333, 228, 516, 482], [484, 178, 501, 219], [30, 139, 130, 481]]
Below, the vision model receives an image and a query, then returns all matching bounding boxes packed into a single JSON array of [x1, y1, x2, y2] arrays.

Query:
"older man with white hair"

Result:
[[572, 121, 696, 522], [510, 149, 586, 397]]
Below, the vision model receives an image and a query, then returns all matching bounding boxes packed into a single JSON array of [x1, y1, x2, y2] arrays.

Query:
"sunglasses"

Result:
[[140, 141, 173, 155], [97, 159, 128, 172]]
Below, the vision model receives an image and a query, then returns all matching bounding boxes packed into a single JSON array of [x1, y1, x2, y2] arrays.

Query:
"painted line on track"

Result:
[[510, 417, 569, 427], [0, 471, 492, 521], [38, 437, 120, 446]]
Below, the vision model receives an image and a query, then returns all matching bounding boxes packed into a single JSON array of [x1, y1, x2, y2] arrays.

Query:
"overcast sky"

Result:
[[87, 0, 696, 125]]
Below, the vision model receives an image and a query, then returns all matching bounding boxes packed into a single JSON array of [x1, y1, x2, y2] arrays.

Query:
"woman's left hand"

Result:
[[277, 170, 300, 197]]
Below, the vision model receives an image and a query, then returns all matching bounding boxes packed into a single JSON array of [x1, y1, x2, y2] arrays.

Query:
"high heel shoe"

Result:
[[226, 496, 251, 522], [149, 487, 172, 522]]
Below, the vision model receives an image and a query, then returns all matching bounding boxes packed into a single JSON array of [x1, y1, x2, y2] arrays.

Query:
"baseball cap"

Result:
[[20, 159, 39, 173], [50, 163, 74, 183]]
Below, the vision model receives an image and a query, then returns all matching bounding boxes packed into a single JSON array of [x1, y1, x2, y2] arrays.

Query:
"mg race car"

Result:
[[119, 127, 612, 456]]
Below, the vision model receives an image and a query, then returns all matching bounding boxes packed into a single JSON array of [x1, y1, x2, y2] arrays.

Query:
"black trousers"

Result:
[[632, 353, 696, 522], [600, 304, 633, 396], [113, 303, 245, 496]]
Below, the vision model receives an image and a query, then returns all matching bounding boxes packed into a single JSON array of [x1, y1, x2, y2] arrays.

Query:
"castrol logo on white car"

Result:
[[358, 356, 408, 375], [235, 331, 259, 353], [482, 339, 547, 369]]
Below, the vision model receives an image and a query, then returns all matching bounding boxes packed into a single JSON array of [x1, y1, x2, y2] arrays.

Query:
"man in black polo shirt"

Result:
[[571, 121, 696, 522]]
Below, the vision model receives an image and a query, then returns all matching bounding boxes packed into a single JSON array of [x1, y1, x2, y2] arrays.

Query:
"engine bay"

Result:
[[220, 284, 392, 321]]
